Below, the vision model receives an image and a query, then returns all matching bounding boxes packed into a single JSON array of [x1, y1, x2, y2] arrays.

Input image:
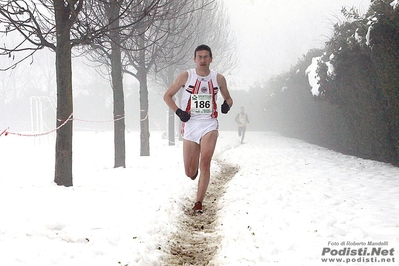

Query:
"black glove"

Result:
[[176, 108, 190, 122], [221, 100, 230, 114]]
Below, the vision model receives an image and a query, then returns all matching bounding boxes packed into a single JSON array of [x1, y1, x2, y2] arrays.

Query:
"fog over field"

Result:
[[1, 0, 371, 133]]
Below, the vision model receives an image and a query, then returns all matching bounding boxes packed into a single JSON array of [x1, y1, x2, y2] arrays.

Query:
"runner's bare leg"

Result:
[[196, 130, 218, 203], [183, 139, 200, 179]]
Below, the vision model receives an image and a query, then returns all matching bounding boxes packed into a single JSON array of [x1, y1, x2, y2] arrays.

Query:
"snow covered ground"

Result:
[[0, 130, 398, 265]]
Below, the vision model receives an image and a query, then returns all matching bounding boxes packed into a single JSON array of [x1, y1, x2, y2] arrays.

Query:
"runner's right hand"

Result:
[[176, 108, 190, 122]]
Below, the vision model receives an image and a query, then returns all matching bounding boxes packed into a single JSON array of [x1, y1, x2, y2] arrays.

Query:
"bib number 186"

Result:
[[191, 94, 212, 114]]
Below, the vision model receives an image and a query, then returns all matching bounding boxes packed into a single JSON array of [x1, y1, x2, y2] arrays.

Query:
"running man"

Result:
[[163, 44, 233, 213], [235, 106, 249, 143]]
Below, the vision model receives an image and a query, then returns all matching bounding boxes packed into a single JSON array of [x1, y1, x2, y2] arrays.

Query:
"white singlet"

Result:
[[180, 69, 220, 144]]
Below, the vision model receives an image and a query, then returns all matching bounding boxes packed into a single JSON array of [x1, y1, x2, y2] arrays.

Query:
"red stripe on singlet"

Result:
[[208, 79, 218, 118]]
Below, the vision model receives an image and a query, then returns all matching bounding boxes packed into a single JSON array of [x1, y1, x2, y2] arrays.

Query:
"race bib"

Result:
[[191, 94, 212, 114]]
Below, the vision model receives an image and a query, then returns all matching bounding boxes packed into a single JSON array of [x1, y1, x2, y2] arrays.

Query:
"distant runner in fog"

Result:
[[235, 106, 249, 144], [163, 44, 233, 214]]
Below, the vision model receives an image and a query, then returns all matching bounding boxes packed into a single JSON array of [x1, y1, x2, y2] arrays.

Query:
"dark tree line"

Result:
[[264, 0, 399, 165]]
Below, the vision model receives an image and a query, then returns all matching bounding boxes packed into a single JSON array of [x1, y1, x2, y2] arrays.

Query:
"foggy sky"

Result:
[[222, 0, 371, 90]]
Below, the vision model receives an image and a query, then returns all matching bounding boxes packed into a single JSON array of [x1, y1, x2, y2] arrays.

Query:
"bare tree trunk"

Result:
[[111, 45, 126, 167], [138, 68, 150, 156], [108, 2, 126, 168], [168, 108, 175, 145], [138, 41, 150, 156], [167, 68, 175, 146], [54, 0, 73, 186]]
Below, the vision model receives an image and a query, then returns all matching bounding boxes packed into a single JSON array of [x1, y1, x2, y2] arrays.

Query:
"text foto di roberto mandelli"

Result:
[[328, 240, 390, 246]]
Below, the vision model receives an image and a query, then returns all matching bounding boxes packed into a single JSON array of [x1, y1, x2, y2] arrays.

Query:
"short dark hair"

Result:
[[194, 44, 212, 58]]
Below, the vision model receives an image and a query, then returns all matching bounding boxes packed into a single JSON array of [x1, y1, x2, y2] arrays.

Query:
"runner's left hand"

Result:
[[221, 100, 230, 114]]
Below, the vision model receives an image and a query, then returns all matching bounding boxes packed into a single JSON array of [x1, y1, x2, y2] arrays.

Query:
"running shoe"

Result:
[[193, 201, 203, 213]]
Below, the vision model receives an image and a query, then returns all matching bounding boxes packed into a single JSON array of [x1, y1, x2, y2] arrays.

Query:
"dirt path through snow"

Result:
[[164, 162, 239, 265]]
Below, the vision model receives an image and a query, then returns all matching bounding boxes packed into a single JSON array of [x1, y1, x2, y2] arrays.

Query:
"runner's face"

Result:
[[194, 50, 212, 69]]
